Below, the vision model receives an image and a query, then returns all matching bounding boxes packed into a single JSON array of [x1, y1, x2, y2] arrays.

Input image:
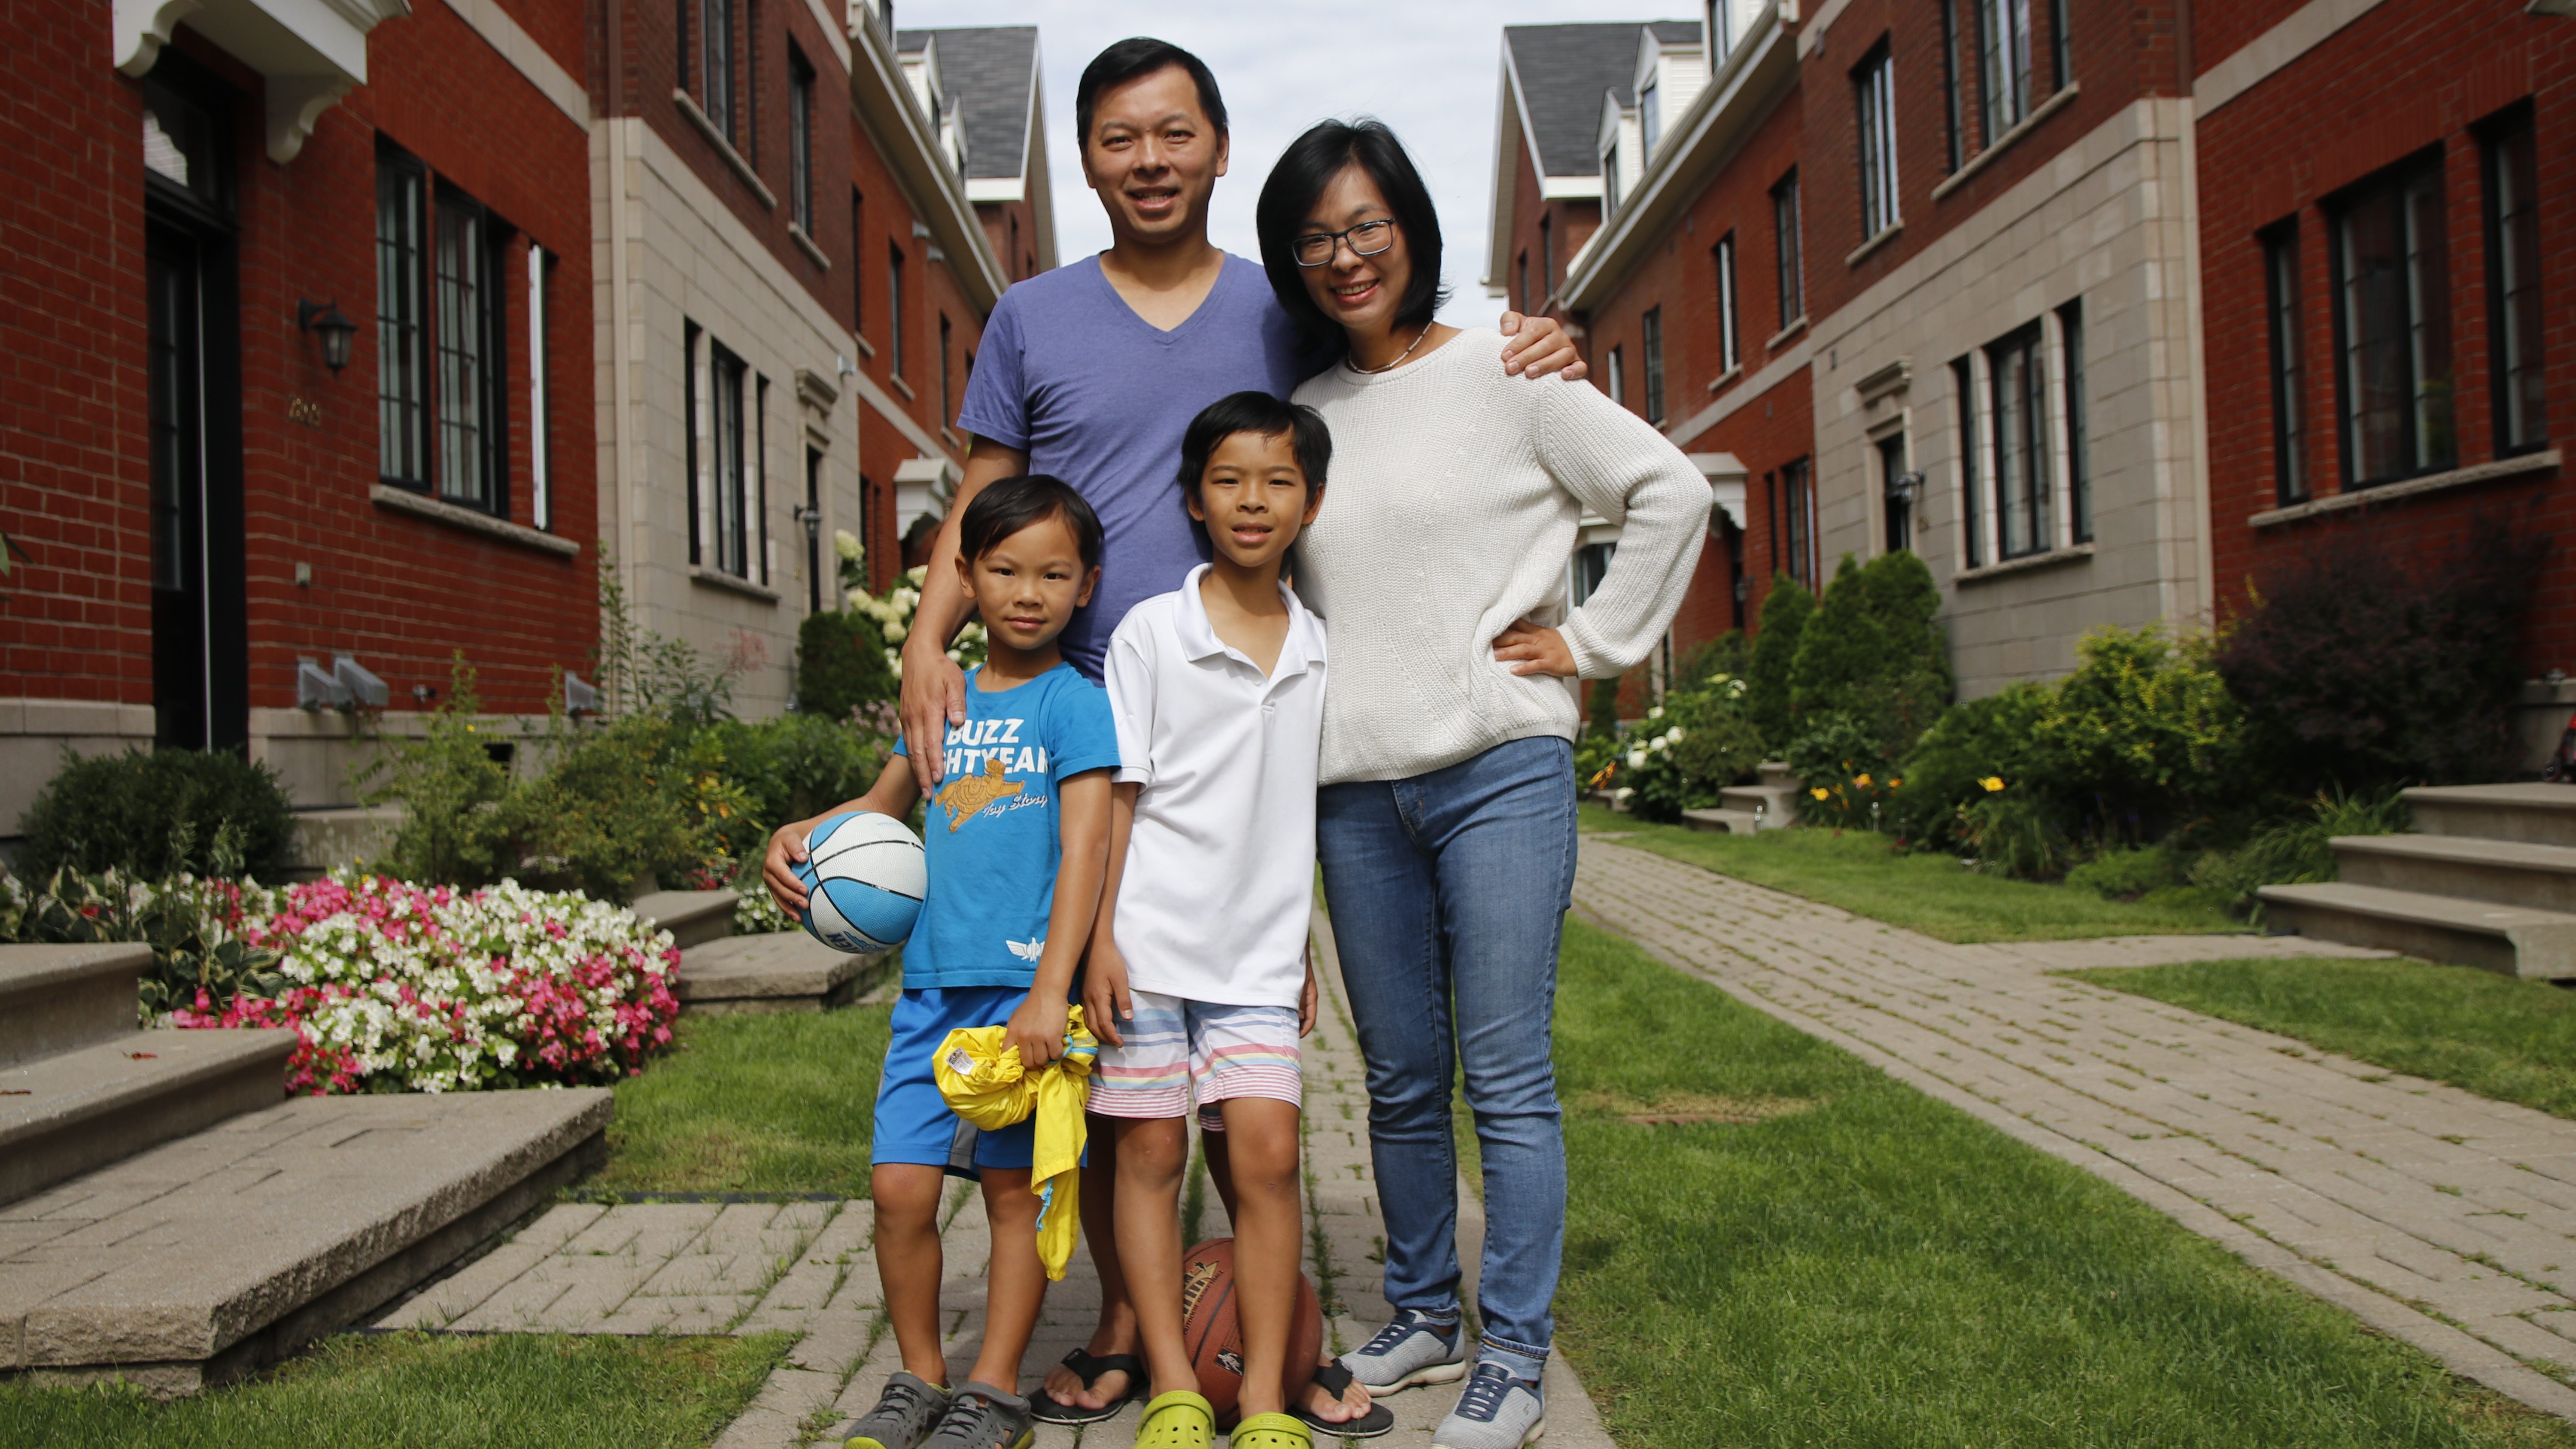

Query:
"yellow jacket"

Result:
[[933, 1007, 1097, 1280]]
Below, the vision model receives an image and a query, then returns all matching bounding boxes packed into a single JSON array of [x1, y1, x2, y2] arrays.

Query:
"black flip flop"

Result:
[[1292, 1361, 1395, 1440], [1026, 1348, 1145, 1425]]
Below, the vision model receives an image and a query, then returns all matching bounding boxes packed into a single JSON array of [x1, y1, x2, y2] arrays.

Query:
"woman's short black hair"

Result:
[[1076, 38, 1226, 150], [1254, 118, 1449, 348], [957, 475, 1103, 569], [1177, 392, 1331, 497]]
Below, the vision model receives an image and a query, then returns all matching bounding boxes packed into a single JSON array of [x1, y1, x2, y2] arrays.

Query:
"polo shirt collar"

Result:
[[1173, 563, 1325, 680]]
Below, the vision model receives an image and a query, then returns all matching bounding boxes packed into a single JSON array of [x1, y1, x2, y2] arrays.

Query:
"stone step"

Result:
[[1720, 781, 1802, 827], [2334, 832, 2576, 912], [0, 942, 155, 1070], [1681, 808, 1760, 835], [286, 805, 403, 881], [631, 889, 739, 950], [2258, 881, 2576, 979], [0, 1027, 296, 1206], [1758, 760, 1798, 787], [2407, 782, 2576, 848], [0, 1087, 611, 1394], [676, 930, 889, 1014]]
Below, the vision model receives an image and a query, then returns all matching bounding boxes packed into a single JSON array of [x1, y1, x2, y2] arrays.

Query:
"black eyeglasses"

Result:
[[1292, 219, 1396, 267]]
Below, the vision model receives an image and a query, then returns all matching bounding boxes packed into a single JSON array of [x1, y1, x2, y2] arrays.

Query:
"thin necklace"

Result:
[[1349, 325, 1429, 375]]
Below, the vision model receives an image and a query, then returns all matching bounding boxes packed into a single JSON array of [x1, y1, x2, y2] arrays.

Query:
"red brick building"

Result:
[[3, 0, 598, 828], [2194, 0, 2576, 762]]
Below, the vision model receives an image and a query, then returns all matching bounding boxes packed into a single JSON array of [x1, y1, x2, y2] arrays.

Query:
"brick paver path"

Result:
[[1576, 837, 2576, 1419], [378, 917, 1619, 1449]]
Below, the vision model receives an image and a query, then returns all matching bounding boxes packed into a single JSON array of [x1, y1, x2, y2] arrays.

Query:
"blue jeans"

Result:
[[1317, 735, 1575, 1379]]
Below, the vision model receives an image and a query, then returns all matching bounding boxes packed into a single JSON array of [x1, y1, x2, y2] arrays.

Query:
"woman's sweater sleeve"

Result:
[[1534, 375, 1714, 678]]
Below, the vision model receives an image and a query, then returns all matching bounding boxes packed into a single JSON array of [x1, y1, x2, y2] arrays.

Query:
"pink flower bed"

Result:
[[170, 874, 679, 1094]]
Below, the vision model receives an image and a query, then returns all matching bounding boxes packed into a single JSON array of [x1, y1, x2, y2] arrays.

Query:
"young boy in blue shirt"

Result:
[[765, 475, 1121, 1449]]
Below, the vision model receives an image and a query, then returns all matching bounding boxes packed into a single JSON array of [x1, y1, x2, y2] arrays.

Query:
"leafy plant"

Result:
[[2190, 787, 2412, 917], [1746, 573, 1815, 749], [593, 558, 750, 727], [17, 745, 295, 881], [512, 714, 723, 903], [1889, 683, 2050, 850], [705, 713, 890, 837], [0, 865, 286, 1016], [1674, 631, 1751, 695], [2218, 509, 2546, 794], [354, 654, 518, 889], [2025, 625, 2243, 846], [1785, 712, 1898, 830], [1789, 551, 1953, 763], [795, 610, 899, 722], [1620, 675, 1762, 823], [1586, 677, 1622, 738]]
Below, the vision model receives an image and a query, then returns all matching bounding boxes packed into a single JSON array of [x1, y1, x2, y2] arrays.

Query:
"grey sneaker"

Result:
[[922, 1381, 1034, 1449], [843, 1371, 953, 1449], [1341, 1308, 1467, 1395], [1429, 1364, 1545, 1449]]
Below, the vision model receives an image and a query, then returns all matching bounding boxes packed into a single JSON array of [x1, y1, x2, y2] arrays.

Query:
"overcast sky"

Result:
[[900, 1, 1678, 328]]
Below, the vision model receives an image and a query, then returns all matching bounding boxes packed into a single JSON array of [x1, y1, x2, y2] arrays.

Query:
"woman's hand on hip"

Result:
[[1493, 618, 1579, 677]]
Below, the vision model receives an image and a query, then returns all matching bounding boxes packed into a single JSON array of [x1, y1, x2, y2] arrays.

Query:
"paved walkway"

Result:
[[377, 916, 1618, 1449], [1574, 838, 2576, 1419]]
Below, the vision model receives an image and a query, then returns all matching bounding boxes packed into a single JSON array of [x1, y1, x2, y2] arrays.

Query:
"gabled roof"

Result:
[[1503, 23, 1686, 179], [895, 26, 1039, 182]]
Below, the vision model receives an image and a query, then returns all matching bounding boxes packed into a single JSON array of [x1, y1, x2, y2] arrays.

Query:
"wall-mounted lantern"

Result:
[[298, 298, 358, 374]]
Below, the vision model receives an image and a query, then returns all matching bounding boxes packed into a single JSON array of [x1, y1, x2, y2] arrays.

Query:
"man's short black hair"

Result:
[[1076, 38, 1227, 151], [1178, 392, 1331, 498], [957, 475, 1103, 569], [1255, 118, 1449, 349]]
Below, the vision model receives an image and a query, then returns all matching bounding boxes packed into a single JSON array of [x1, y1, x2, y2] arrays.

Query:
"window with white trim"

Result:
[[1856, 44, 1899, 241], [1713, 234, 1740, 375], [1980, 0, 2031, 145]]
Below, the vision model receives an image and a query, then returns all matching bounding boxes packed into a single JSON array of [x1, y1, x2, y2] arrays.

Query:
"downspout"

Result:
[[2175, 0, 2215, 629], [605, 0, 642, 630]]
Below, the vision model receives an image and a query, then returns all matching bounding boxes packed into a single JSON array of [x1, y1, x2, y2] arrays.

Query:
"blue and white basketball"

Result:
[[793, 811, 926, 954]]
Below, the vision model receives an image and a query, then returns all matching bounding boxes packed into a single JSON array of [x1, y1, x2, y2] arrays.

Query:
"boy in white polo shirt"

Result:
[[1084, 391, 1336, 1449]]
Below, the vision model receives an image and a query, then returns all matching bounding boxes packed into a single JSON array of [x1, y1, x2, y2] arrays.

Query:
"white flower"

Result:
[[1649, 735, 1670, 753], [1648, 706, 1665, 720], [1627, 750, 1649, 769], [881, 619, 908, 644], [833, 529, 863, 563], [1665, 727, 1685, 744], [904, 564, 929, 587]]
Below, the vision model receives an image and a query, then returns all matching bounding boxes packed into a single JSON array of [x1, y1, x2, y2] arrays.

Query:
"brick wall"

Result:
[[2197, 0, 2576, 674]]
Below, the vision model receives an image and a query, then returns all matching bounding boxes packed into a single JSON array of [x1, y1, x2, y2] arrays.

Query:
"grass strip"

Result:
[[1550, 917, 2574, 1448], [1580, 802, 2242, 942], [2063, 954, 2576, 1122], [0, 1331, 786, 1449], [596, 1005, 891, 1197]]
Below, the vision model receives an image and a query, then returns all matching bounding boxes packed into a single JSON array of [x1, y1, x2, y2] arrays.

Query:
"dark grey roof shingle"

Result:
[[1504, 21, 1697, 178], [895, 25, 1039, 180]]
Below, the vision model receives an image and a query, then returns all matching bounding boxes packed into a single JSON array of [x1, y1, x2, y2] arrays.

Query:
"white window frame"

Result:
[[1714, 234, 1740, 374], [1981, 0, 2032, 146], [1857, 48, 1900, 240], [528, 244, 549, 530]]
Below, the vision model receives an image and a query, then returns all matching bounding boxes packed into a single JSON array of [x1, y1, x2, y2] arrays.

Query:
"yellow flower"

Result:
[[1890, 777, 1903, 788], [1810, 787, 1829, 800], [1854, 773, 1873, 787], [1980, 776, 2006, 792]]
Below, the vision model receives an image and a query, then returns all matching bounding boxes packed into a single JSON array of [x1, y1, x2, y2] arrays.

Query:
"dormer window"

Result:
[[1641, 77, 1661, 156], [1603, 139, 1623, 213], [1708, 1, 1735, 66]]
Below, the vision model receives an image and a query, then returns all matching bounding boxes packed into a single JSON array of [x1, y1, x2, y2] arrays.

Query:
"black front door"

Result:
[[146, 222, 209, 750]]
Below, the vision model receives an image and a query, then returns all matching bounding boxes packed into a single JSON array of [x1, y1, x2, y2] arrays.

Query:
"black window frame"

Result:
[[1979, 0, 2031, 146], [1855, 43, 1899, 241], [1713, 233, 1740, 374], [431, 187, 508, 516], [2482, 103, 2548, 456], [1608, 344, 1626, 410], [2329, 148, 2455, 489], [1781, 456, 1815, 588], [1879, 432, 1912, 554], [939, 312, 954, 425], [376, 150, 429, 491], [702, 0, 736, 146], [888, 243, 907, 377], [851, 189, 865, 334], [788, 44, 815, 236], [1540, 213, 1555, 305], [1988, 321, 2052, 559], [2261, 220, 2309, 504], [684, 319, 702, 563], [1940, 0, 1965, 173], [1772, 169, 1803, 326], [2060, 298, 2090, 543], [1953, 356, 1981, 567], [708, 338, 750, 578], [1642, 307, 1666, 425], [2050, 0, 2072, 94]]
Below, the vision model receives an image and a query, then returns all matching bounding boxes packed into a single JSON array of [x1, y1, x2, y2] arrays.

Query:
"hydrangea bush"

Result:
[[166, 873, 679, 1095], [839, 537, 987, 678]]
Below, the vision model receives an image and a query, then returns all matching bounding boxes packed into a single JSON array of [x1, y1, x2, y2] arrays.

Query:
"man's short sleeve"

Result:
[[1045, 672, 1122, 785], [1102, 626, 1156, 787], [956, 291, 1030, 448]]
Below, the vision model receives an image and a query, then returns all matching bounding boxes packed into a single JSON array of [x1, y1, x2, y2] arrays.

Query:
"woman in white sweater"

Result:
[[1254, 121, 1709, 1449]]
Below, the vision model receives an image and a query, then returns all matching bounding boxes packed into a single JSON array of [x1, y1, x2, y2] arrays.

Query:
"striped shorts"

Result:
[[1089, 990, 1301, 1129]]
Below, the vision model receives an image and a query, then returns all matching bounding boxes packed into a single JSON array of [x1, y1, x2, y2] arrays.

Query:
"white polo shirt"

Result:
[[1102, 565, 1328, 1009]]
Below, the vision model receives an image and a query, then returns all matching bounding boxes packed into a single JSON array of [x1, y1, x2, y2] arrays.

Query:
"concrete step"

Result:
[[286, 805, 403, 881], [676, 930, 888, 1014], [2406, 782, 2576, 848], [1757, 760, 1799, 787], [2258, 881, 2576, 979], [0, 943, 154, 1069], [0, 1028, 296, 1206], [631, 888, 739, 950], [2334, 832, 2576, 912], [1720, 782, 1802, 827], [1681, 808, 1760, 835], [0, 1087, 611, 1394]]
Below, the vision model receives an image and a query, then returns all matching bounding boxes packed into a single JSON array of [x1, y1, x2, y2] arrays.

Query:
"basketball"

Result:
[[1178, 1237, 1325, 1422], [792, 811, 926, 954]]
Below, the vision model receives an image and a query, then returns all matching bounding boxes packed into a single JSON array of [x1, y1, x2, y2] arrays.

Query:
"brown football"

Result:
[[1178, 1237, 1326, 1421]]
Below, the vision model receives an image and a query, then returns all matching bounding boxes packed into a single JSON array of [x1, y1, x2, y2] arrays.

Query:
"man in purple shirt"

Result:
[[890, 36, 1584, 1434]]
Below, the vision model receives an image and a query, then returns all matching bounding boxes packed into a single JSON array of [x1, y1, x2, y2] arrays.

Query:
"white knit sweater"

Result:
[[1292, 328, 1711, 785]]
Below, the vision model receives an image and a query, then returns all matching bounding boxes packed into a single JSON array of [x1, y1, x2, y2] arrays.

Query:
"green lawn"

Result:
[[1581, 802, 2242, 942], [594, 1004, 891, 1197], [2064, 954, 2576, 1122], [1548, 918, 2573, 1449], [0, 1331, 785, 1449]]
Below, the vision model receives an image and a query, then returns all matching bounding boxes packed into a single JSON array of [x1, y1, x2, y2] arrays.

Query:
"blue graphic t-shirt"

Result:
[[956, 255, 1320, 680], [890, 662, 1121, 990]]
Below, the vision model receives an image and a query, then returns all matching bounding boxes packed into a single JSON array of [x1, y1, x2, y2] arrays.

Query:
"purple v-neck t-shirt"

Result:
[[956, 253, 1318, 680]]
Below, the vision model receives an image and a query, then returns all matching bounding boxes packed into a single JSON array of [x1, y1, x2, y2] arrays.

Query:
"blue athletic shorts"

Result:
[[872, 984, 1037, 1177]]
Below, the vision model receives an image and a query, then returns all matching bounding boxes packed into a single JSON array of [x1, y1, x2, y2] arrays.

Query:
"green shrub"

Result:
[[1673, 631, 1750, 694], [1959, 790, 2075, 879], [512, 714, 720, 903], [704, 713, 890, 835], [795, 610, 899, 722], [1586, 677, 1622, 738], [1574, 729, 1622, 793], [1789, 551, 1953, 762], [2190, 787, 2411, 917], [1785, 712, 1899, 829], [2026, 625, 2243, 844], [2063, 843, 2191, 901], [0, 866, 286, 1015], [1889, 684, 2050, 849], [355, 656, 518, 889], [18, 745, 295, 881], [1746, 574, 1814, 749]]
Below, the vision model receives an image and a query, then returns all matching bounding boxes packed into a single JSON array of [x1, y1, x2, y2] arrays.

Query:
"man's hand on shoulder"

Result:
[[899, 644, 967, 791], [1498, 311, 1589, 383]]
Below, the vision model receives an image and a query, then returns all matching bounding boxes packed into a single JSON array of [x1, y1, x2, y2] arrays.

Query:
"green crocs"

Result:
[[1230, 1411, 1315, 1449], [1134, 1389, 1215, 1449]]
